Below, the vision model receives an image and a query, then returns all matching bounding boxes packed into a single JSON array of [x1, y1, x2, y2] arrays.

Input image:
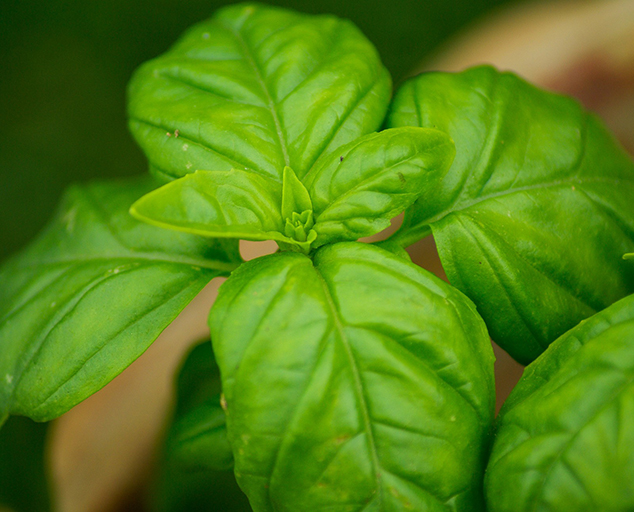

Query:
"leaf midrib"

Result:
[[223, 18, 291, 169], [312, 266, 384, 509]]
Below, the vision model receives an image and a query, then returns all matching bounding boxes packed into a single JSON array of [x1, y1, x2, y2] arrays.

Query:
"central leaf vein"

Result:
[[224, 19, 291, 168], [313, 267, 383, 509]]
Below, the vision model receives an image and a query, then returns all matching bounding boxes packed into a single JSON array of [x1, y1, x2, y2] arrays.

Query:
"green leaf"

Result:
[[387, 66, 634, 364], [0, 176, 240, 423], [128, 3, 391, 183], [304, 127, 455, 248], [165, 341, 233, 472], [210, 242, 494, 512], [130, 168, 316, 254], [150, 344, 249, 512], [131, 169, 284, 241], [372, 240, 412, 262], [281, 166, 312, 221], [486, 293, 634, 512], [0, 417, 49, 512]]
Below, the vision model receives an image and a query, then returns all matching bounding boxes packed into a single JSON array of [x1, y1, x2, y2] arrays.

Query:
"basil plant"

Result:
[[1, 4, 633, 512]]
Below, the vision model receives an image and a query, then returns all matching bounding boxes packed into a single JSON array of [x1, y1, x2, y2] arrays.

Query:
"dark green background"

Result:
[[0, 0, 520, 263]]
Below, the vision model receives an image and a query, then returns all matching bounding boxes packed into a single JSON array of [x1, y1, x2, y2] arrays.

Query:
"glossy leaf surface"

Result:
[[131, 169, 285, 242], [0, 176, 240, 424], [304, 127, 455, 248], [210, 242, 495, 512], [128, 3, 391, 183], [388, 66, 634, 364], [165, 341, 233, 472], [131, 128, 455, 255], [486, 293, 634, 511]]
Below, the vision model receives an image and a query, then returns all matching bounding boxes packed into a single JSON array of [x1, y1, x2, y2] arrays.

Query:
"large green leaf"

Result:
[[387, 66, 634, 364], [0, 176, 240, 425], [127, 3, 391, 183], [486, 293, 634, 511], [210, 242, 494, 512]]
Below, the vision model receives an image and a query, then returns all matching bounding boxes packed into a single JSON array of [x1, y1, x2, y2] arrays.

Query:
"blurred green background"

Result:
[[0, 0, 520, 263]]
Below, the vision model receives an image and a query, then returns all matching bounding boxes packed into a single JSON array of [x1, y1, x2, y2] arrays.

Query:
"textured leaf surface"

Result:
[[130, 169, 285, 242], [387, 66, 634, 363], [131, 128, 455, 254], [304, 127, 455, 248], [128, 3, 391, 183], [165, 341, 232, 472], [210, 242, 494, 512], [486, 293, 634, 512], [0, 176, 240, 423]]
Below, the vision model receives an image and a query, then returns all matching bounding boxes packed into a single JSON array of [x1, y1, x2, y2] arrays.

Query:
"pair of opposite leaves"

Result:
[[167, 289, 634, 512]]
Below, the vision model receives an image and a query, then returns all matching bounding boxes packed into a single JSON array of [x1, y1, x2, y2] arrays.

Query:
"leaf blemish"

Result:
[[339, 156, 344, 162], [64, 207, 77, 233], [397, 172, 406, 185], [5, 374, 13, 384], [182, 144, 189, 151], [174, 129, 179, 138]]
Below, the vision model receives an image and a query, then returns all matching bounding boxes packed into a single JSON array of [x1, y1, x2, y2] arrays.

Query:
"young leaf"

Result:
[[0, 176, 240, 423], [130, 168, 316, 253], [281, 166, 312, 221], [387, 66, 634, 364], [486, 293, 634, 511], [304, 127, 455, 248], [128, 3, 391, 183], [210, 242, 495, 512], [130, 169, 284, 241]]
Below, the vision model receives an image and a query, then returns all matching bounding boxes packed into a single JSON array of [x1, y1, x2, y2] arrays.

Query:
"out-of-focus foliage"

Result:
[[0, 417, 49, 512]]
